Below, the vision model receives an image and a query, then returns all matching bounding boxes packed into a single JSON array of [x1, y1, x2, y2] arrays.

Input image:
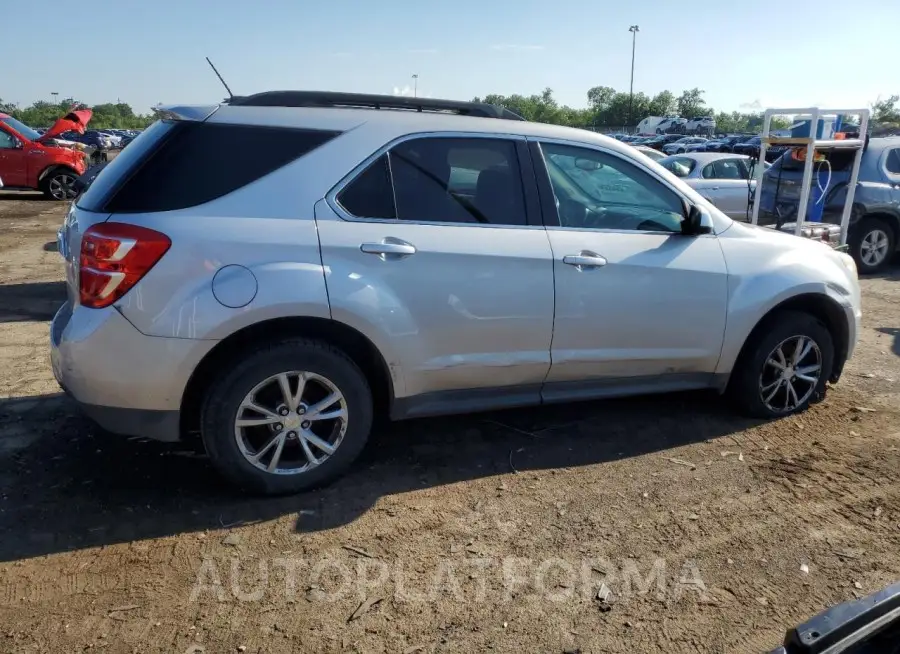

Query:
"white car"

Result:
[[656, 116, 687, 134], [658, 153, 757, 220], [685, 116, 716, 134]]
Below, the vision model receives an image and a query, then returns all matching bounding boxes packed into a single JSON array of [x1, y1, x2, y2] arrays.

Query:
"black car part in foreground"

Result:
[[769, 580, 900, 653]]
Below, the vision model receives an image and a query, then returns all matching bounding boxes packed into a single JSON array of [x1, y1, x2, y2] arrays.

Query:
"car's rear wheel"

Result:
[[728, 311, 834, 419], [201, 339, 373, 494], [849, 217, 895, 274], [41, 169, 78, 200]]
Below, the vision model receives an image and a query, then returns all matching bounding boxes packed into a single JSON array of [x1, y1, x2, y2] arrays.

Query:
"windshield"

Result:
[[0, 116, 42, 142]]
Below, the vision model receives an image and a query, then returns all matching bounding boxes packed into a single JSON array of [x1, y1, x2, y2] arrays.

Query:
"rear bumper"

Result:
[[50, 301, 217, 441]]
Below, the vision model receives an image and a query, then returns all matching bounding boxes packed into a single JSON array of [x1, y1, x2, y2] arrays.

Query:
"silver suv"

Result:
[[51, 92, 862, 494]]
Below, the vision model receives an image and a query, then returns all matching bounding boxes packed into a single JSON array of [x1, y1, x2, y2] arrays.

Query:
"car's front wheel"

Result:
[[201, 339, 373, 494], [40, 169, 78, 200], [728, 311, 834, 419], [849, 217, 895, 274]]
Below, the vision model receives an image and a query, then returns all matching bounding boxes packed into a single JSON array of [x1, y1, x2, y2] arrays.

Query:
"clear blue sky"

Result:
[[3, 0, 896, 114]]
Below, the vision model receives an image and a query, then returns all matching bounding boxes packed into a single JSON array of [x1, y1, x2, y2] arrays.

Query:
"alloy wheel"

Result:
[[48, 174, 77, 200], [233, 371, 348, 475], [758, 335, 822, 414], [860, 228, 890, 268]]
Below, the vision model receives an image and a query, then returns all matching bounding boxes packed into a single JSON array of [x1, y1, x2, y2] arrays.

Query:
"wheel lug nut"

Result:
[[279, 408, 288, 416], [301, 421, 311, 429], [287, 431, 296, 438], [297, 407, 306, 415], [275, 424, 283, 431]]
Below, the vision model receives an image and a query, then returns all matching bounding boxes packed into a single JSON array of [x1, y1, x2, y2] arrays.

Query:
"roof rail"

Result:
[[226, 91, 525, 121]]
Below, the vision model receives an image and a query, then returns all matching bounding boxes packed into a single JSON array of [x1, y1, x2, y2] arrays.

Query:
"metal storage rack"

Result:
[[750, 107, 870, 245]]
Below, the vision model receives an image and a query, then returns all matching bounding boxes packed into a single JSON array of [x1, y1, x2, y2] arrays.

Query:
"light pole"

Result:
[[628, 25, 639, 130], [412, 74, 419, 98], [51, 91, 59, 104]]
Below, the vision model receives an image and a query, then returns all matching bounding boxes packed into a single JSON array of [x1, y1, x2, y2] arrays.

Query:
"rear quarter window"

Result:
[[78, 121, 339, 213]]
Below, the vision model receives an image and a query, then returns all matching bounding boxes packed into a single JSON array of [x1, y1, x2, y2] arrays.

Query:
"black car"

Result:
[[705, 135, 753, 153], [641, 134, 683, 151], [733, 136, 790, 162]]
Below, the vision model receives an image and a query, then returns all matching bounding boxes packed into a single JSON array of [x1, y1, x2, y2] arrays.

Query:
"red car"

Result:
[[0, 110, 90, 200]]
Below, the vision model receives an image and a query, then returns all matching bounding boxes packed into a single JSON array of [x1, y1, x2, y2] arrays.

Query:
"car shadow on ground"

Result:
[[0, 390, 763, 562], [0, 191, 49, 202], [0, 281, 66, 322], [876, 327, 900, 357]]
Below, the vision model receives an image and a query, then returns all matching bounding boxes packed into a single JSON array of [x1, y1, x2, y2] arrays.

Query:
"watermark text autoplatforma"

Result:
[[190, 555, 710, 605]]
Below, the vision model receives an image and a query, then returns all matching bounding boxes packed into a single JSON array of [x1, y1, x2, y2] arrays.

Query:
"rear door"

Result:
[[317, 134, 555, 409], [699, 158, 752, 219], [530, 139, 728, 395]]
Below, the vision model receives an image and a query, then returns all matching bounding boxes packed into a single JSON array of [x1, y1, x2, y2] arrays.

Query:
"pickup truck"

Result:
[[0, 110, 90, 200]]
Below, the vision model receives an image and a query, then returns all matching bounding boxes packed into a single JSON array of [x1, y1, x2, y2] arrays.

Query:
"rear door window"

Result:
[[391, 138, 526, 225], [713, 159, 747, 179], [78, 121, 339, 213], [886, 148, 900, 175], [337, 137, 528, 226]]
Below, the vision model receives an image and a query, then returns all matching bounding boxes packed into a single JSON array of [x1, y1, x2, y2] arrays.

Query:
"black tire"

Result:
[[200, 338, 373, 495], [40, 168, 78, 201], [728, 311, 834, 419], [848, 217, 895, 274]]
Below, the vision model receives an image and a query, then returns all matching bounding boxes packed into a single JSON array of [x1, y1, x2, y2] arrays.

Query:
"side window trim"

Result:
[[327, 131, 540, 228], [526, 136, 696, 235]]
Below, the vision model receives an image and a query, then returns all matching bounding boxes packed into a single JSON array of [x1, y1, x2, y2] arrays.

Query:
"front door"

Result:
[[316, 135, 555, 410], [531, 140, 729, 394], [0, 128, 27, 187]]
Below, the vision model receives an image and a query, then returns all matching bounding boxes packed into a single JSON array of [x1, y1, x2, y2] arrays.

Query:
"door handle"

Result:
[[360, 239, 417, 258], [562, 252, 607, 269], [710, 186, 719, 190]]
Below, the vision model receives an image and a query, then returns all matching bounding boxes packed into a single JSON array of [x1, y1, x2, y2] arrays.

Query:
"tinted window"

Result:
[[80, 121, 339, 213], [337, 154, 395, 219], [390, 137, 526, 225], [886, 148, 900, 175], [542, 142, 684, 232]]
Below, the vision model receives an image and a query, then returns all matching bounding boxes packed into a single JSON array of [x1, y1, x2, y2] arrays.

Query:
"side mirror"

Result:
[[13, 140, 23, 149], [682, 204, 713, 236]]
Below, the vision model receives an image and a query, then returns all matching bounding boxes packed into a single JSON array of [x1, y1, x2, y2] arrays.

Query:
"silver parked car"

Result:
[[657, 153, 761, 220], [662, 137, 708, 155], [51, 92, 862, 494]]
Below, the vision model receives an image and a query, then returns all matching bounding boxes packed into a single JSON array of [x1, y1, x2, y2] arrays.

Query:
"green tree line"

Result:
[[474, 87, 900, 134]]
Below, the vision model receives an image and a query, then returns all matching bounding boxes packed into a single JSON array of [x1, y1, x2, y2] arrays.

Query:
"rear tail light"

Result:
[[79, 223, 170, 308]]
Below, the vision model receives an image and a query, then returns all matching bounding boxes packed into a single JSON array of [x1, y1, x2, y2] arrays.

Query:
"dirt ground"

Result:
[[0, 192, 898, 654]]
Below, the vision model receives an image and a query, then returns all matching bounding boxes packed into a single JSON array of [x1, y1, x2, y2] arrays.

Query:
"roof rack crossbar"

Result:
[[226, 91, 524, 121]]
